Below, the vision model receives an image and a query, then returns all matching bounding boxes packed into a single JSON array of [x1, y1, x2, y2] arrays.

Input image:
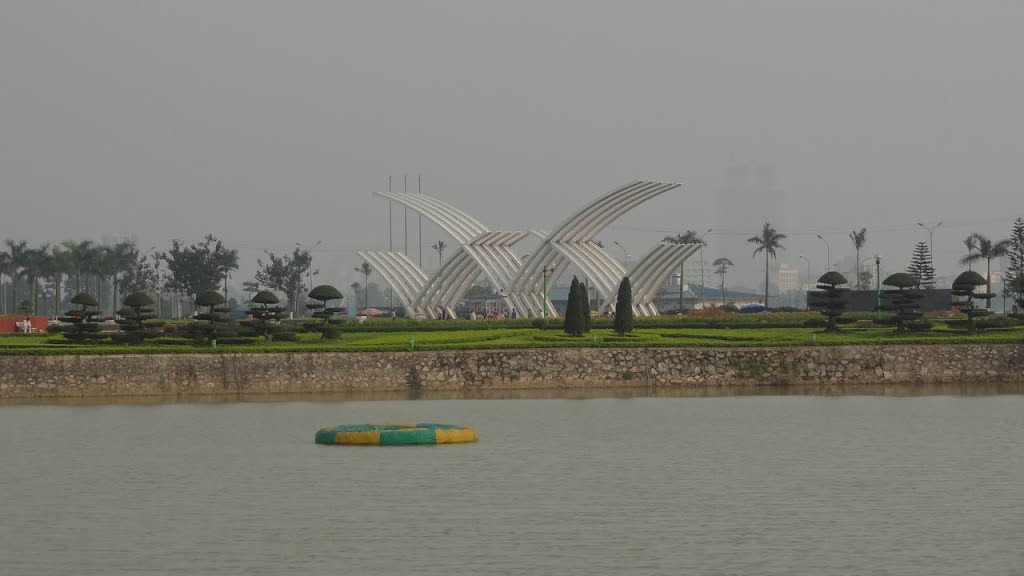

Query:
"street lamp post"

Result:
[[799, 254, 810, 310], [816, 234, 830, 272], [613, 241, 628, 267], [541, 265, 555, 318], [917, 222, 942, 272], [699, 229, 712, 308]]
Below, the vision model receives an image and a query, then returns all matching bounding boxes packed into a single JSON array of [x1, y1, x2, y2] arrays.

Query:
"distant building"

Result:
[[777, 264, 801, 293], [653, 285, 761, 311], [713, 162, 787, 286]]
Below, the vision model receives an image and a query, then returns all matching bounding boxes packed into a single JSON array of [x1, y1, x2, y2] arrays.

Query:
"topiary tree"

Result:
[[306, 284, 344, 339], [52, 292, 107, 343], [113, 291, 164, 344], [613, 277, 634, 336], [951, 270, 992, 334], [195, 289, 227, 319], [808, 271, 848, 332], [246, 290, 287, 342], [563, 276, 583, 337], [185, 289, 238, 344], [881, 273, 926, 333]]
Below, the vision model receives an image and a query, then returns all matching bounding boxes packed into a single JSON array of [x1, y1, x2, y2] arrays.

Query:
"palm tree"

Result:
[[0, 249, 11, 314], [748, 222, 787, 307], [960, 233, 1009, 309], [62, 240, 95, 296], [4, 240, 29, 315], [712, 258, 734, 306], [431, 240, 448, 267], [22, 243, 52, 314], [664, 230, 708, 311], [91, 244, 120, 312], [962, 234, 978, 271], [849, 228, 868, 289], [354, 261, 372, 309], [42, 245, 71, 317], [108, 241, 139, 315], [349, 282, 361, 310]]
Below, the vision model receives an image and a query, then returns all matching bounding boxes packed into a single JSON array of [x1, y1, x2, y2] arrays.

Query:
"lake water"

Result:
[[2, 387, 1022, 575]]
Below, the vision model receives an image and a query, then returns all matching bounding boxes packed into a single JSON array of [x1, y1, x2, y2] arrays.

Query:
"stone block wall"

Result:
[[1, 344, 1021, 399]]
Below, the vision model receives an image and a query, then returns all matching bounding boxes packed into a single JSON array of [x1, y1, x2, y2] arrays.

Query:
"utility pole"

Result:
[[418, 174, 423, 268], [403, 174, 408, 256], [917, 222, 942, 275], [875, 255, 882, 321], [817, 234, 830, 272], [699, 228, 712, 309], [800, 254, 810, 310], [388, 176, 393, 251], [388, 176, 393, 313]]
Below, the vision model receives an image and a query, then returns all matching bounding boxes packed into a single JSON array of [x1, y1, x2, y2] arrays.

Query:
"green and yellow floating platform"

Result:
[[314, 423, 479, 446]]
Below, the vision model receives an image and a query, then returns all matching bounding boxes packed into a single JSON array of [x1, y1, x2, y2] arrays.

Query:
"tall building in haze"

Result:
[[712, 162, 787, 287]]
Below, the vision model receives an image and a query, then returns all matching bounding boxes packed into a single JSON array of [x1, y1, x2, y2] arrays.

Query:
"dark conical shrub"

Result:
[[578, 279, 592, 333], [563, 277, 583, 336], [613, 277, 634, 335]]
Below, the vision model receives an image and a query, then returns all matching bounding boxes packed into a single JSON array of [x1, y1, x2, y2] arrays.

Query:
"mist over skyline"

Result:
[[3, 1, 1022, 294]]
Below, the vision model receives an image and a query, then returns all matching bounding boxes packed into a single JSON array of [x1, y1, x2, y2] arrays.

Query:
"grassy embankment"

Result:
[[1, 312, 1021, 355]]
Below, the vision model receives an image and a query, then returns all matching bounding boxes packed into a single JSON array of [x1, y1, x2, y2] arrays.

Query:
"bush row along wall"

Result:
[[2, 344, 1022, 399]]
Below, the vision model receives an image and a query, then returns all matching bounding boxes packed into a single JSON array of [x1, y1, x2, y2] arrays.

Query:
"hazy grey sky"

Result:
[[3, 1, 1022, 289]]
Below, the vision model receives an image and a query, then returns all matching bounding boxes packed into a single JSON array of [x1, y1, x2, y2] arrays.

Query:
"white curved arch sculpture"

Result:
[[610, 243, 703, 314], [375, 192, 534, 314], [356, 251, 433, 317], [364, 180, 684, 318], [508, 181, 681, 317]]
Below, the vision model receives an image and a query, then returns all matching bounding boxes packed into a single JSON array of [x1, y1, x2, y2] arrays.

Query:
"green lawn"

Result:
[[2, 324, 1021, 355]]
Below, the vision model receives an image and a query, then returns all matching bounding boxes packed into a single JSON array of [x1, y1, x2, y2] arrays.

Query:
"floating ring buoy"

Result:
[[315, 423, 478, 446]]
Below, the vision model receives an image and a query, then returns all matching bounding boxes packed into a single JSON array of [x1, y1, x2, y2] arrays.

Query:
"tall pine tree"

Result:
[[613, 277, 634, 335], [1006, 218, 1024, 282], [1007, 218, 1024, 315], [907, 242, 936, 287]]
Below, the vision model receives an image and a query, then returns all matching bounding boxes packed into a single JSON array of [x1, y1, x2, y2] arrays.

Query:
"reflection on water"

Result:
[[3, 381, 1022, 406]]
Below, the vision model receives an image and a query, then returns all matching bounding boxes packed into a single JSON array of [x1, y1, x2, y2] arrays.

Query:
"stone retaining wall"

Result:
[[1, 344, 1022, 399]]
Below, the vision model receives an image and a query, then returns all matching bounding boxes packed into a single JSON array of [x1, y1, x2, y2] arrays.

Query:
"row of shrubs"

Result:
[[46, 312, 1019, 347], [278, 313, 825, 333]]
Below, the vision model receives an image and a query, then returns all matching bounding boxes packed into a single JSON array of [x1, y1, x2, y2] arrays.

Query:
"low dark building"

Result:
[[808, 289, 953, 312]]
